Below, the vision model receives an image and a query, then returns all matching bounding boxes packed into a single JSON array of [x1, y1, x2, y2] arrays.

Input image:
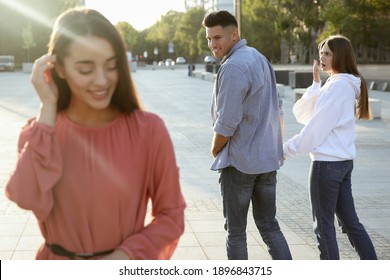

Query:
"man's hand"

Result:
[[211, 132, 229, 158]]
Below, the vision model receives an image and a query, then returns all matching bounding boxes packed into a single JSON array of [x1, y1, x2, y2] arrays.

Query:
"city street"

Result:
[[0, 67, 389, 260]]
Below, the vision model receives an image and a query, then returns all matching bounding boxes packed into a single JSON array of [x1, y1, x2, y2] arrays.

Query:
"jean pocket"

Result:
[[258, 171, 277, 185], [325, 161, 352, 177], [221, 167, 256, 186]]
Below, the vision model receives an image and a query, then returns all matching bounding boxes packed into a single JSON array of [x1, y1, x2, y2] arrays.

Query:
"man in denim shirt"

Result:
[[202, 11, 292, 260]]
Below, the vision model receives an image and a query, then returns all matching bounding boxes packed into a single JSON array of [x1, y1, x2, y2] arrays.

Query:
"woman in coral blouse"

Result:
[[5, 7, 185, 260]]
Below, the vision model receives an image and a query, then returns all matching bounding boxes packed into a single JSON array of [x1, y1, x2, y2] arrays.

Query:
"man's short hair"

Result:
[[202, 10, 238, 28]]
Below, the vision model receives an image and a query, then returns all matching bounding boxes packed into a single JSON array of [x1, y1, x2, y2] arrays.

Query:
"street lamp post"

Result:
[[153, 47, 159, 70], [235, 0, 241, 36], [154, 47, 159, 60]]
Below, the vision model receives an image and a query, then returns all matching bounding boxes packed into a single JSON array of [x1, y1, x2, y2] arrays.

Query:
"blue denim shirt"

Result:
[[211, 39, 284, 174]]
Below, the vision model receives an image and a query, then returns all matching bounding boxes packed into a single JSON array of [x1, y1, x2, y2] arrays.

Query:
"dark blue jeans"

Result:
[[309, 160, 377, 260], [219, 167, 292, 260]]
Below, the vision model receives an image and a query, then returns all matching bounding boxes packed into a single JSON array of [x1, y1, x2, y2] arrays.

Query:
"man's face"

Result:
[[205, 25, 238, 59]]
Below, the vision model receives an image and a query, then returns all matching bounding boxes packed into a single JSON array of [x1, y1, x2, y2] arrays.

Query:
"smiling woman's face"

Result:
[[56, 35, 119, 112]]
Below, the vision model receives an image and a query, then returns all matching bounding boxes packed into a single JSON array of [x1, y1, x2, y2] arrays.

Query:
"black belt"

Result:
[[45, 243, 114, 260]]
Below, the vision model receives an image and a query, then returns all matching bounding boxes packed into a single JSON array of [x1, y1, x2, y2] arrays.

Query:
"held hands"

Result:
[[31, 55, 59, 127], [313, 59, 321, 83]]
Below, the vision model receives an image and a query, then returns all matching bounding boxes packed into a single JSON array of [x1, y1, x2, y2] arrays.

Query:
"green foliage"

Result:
[[318, 0, 347, 40], [116, 22, 138, 51], [320, 0, 390, 62], [254, 0, 390, 63], [118, 7, 206, 62], [1, 0, 389, 65], [110, 0, 390, 64], [173, 7, 206, 62], [144, 10, 183, 60], [273, 0, 324, 63], [241, 0, 281, 62], [197, 28, 210, 57]]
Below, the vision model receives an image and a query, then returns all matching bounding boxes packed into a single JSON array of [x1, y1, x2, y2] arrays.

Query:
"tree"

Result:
[[22, 22, 36, 62], [274, 0, 390, 64], [275, 0, 324, 63], [197, 28, 210, 58], [320, 0, 390, 63], [145, 10, 182, 61], [174, 7, 206, 62], [1, 0, 389, 65], [241, 0, 281, 62], [116, 21, 138, 51]]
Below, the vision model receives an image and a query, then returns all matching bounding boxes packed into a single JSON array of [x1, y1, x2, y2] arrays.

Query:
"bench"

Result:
[[369, 98, 382, 119], [274, 70, 290, 85], [366, 79, 389, 92], [289, 72, 312, 88], [379, 82, 388, 91], [192, 71, 206, 80], [277, 84, 285, 97]]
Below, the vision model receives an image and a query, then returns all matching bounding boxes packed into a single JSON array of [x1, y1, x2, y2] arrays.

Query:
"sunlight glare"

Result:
[[0, 0, 54, 29]]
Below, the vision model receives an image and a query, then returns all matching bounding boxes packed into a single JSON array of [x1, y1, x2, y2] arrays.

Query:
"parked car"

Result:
[[165, 59, 175, 66], [0, 55, 15, 71], [204, 55, 216, 64], [175, 57, 186, 64]]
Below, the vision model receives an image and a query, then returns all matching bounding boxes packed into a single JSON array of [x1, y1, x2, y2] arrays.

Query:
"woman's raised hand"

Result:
[[31, 54, 59, 105], [31, 55, 59, 127]]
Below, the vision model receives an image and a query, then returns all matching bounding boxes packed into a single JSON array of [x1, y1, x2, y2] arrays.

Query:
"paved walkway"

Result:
[[0, 67, 389, 260]]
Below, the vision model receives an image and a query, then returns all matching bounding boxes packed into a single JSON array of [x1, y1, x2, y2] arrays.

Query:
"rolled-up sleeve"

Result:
[[213, 65, 248, 137]]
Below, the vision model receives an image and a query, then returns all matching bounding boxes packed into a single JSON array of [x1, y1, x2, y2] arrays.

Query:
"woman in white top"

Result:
[[284, 35, 377, 259]]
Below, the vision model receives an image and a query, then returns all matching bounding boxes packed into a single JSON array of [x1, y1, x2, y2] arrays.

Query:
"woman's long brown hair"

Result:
[[319, 35, 371, 119], [48, 7, 143, 113]]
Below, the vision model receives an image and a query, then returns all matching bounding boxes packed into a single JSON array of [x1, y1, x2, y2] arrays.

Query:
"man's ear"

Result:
[[231, 27, 240, 42]]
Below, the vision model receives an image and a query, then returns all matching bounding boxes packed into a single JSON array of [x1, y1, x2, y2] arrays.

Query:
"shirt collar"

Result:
[[221, 39, 247, 64]]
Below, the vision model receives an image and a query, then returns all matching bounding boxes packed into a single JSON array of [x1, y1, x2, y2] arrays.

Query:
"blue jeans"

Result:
[[219, 167, 292, 260], [309, 160, 377, 260]]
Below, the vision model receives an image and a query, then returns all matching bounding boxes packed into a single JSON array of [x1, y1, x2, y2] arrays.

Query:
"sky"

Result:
[[85, 0, 186, 31]]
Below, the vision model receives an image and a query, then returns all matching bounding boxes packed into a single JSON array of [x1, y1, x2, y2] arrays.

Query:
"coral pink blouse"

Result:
[[6, 110, 186, 260]]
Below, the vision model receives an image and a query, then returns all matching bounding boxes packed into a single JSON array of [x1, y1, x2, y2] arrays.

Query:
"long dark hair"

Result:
[[319, 35, 370, 119], [48, 7, 142, 113]]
